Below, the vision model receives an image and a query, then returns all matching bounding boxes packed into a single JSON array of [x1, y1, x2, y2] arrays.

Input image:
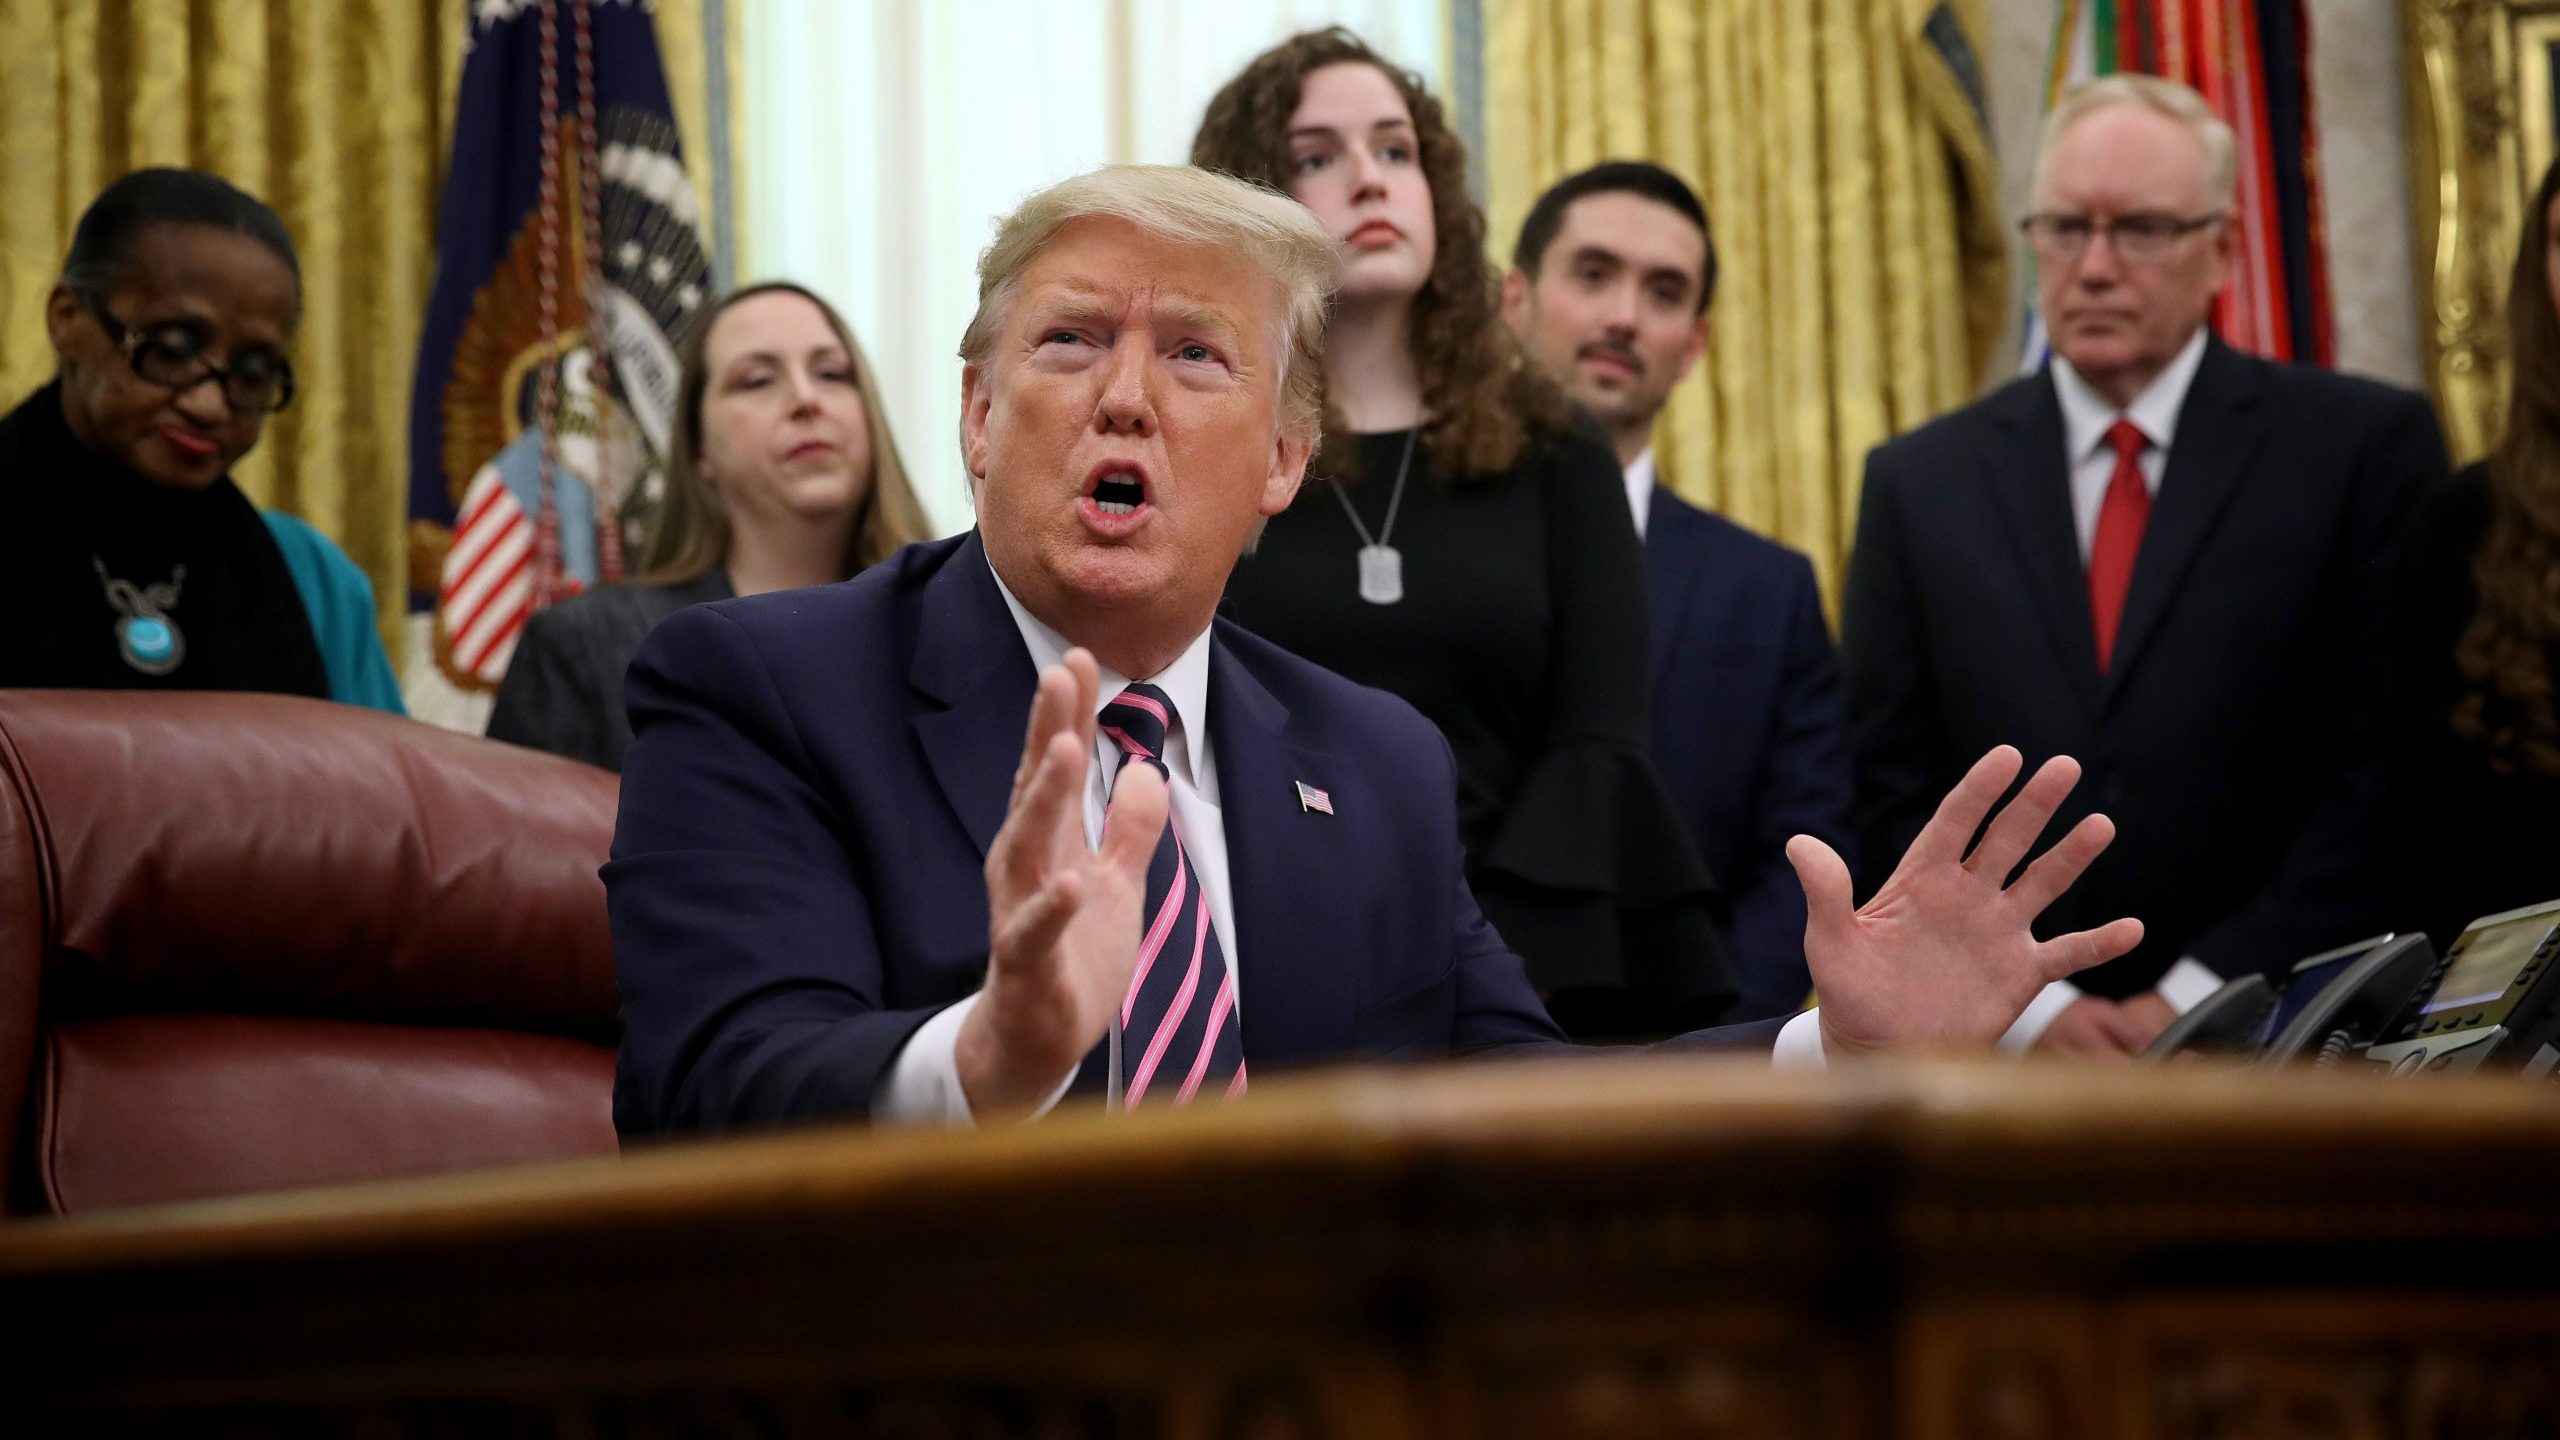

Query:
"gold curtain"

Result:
[[1484, 0, 2011, 603], [0, 0, 734, 664]]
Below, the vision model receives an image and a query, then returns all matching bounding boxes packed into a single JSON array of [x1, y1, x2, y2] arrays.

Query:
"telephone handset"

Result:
[[2259, 933, 2436, 1066], [2142, 972, 2272, 1060], [2365, 899, 2560, 1078], [2142, 932, 2426, 1063]]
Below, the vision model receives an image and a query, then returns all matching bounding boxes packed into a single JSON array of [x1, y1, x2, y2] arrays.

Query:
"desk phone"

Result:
[[2365, 899, 2560, 1078]]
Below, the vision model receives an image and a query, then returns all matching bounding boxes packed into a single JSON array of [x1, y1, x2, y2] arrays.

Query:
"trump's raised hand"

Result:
[[1789, 746, 2144, 1057], [957, 648, 1168, 1116]]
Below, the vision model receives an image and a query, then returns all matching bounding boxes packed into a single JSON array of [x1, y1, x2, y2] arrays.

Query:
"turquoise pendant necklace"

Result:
[[92, 555, 187, 676]]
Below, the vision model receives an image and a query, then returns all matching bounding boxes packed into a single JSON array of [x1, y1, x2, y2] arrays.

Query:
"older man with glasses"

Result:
[[1842, 75, 2448, 1059]]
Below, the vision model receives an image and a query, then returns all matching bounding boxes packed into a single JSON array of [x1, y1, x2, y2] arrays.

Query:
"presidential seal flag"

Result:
[[405, 0, 713, 718]]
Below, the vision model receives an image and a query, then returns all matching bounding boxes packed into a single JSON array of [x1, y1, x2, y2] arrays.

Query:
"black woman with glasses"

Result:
[[1841, 74, 2446, 1059], [0, 168, 399, 710]]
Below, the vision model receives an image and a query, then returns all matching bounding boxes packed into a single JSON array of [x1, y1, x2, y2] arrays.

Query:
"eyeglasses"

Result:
[[82, 293, 297, 415], [2019, 211, 2225, 263]]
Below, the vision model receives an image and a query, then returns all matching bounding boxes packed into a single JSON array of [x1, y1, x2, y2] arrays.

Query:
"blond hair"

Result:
[[2036, 74, 2237, 212], [958, 164, 1338, 441]]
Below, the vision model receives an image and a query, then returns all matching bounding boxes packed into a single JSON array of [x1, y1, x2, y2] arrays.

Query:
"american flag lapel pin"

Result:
[[1294, 780, 1334, 815]]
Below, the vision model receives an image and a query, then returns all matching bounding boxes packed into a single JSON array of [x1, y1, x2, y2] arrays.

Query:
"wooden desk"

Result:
[[3, 1056, 2555, 1437]]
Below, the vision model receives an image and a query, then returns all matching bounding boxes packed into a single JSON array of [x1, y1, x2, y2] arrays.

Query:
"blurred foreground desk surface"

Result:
[[3, 1056, 2556, 1437]]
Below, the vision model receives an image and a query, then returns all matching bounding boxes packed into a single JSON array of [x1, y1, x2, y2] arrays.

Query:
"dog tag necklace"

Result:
[[1330, 425, 1418, 605], [93, 556, 187, 676]]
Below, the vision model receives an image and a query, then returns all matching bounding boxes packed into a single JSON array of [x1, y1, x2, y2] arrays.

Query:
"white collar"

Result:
[[2051, 327, 2209, 461], [986, 553, 1215, 790], [1623, 449, 1657, 537]]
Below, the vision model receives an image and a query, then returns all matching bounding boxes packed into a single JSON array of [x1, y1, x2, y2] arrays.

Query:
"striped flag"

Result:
[[2021, 0, 2333, 372]]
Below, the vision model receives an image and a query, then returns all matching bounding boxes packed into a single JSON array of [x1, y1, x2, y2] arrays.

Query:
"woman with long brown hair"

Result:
[[2388, 156, 2560, 945], [488, 281, 932, 770], [1194, 29, 1733, 1035]]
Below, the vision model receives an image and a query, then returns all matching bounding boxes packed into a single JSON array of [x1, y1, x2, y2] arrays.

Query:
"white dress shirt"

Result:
[[871, 561, 1236, 1126], [2002, 327, 2221, 1049], [1624, 449, 1658, 538], [873, 554, 1847, 1110]]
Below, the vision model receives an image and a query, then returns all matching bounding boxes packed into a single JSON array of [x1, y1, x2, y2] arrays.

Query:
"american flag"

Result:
[[406, 0, 709, 698], [1295, 781, 1334, 815], [439, 467, 540, 684]]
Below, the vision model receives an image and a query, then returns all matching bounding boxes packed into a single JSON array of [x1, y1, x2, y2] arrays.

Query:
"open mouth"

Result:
[[1092, 473, 1145, 516]]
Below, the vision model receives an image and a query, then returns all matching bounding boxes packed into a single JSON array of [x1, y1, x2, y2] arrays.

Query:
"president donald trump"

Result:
[[606, 166, 2140, 1134]]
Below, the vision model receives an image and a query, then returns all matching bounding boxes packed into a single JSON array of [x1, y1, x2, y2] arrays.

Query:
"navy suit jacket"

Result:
[[1645, 487, 1854, 1022], [607, 531, 1784, 1137], [1843, 337, 2447, 996]]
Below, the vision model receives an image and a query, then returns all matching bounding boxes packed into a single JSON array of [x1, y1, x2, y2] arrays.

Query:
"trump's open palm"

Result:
[[958, 650, 1167, 1116], [1788, 747, 2144, 1056]]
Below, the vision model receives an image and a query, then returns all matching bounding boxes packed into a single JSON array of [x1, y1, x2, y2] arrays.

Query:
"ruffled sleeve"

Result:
[[1466, 428, 1734, 1030]]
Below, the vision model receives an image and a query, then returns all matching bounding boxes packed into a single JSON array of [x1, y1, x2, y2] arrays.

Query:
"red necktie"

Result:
[[2088, 418, 2152, 671]]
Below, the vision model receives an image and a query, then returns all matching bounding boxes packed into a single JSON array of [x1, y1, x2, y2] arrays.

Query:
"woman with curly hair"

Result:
[[2388, 155, 2560, 946], [1194, 29, 1735, 1036]]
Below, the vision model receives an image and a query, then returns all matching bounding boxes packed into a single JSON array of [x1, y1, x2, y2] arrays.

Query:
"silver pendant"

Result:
[[1357, 543, 1404, 605]]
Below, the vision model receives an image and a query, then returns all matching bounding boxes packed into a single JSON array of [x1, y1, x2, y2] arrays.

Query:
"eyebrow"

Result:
[[1286, 118, 1417, 143], [719, 344, 849, 370], [1565, 244, 1697, 291], [1029, 283, 1245, 347]]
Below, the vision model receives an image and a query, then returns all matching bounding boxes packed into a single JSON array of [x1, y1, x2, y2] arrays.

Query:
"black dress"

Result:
[[2385, 461, 2560, 948], [1222, 425, 1735, 1034], [486, 569, 736, 771], [0, 381, 328, 699]]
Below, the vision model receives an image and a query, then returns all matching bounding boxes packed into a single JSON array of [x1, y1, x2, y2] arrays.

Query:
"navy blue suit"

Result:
[[1844, 338, 2446, 996], [607, 531, 1782, 1137], [1644, 487, 1854, 1022]]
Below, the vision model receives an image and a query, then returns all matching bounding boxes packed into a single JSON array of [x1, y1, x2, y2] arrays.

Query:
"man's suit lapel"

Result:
[[909, 530, 1039, 858], [2105, 338, 2265, 702], [1207, 632, 1358, 1068], [1984, 376, 2104, 715]]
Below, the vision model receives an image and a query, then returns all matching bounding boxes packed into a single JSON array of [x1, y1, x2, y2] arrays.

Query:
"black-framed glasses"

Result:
[[82, 292, 297, 415], [2019, 211, 2225, 263]]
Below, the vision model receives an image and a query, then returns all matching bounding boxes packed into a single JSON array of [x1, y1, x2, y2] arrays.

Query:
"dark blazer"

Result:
[[1645, 486, 1854, 1022], [486, 570, 734, 771], [606, 532, 1785, 1138], [1844, 336, 2448, 996]]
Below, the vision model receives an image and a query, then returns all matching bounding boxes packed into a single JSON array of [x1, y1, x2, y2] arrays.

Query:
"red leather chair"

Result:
[[0, 690, 621, 1215]]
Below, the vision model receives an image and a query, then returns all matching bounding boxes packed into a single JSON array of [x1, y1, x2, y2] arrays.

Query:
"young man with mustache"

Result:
[[1503, 161, 1854, 1024]]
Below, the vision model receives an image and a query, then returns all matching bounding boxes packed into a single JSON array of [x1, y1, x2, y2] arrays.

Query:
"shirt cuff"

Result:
[[1998, 978, 2085, 1054], [1771, 1008, 1826, 1070], [2155, 957, 2223, 1014], [870, 992, 1079, 1128]]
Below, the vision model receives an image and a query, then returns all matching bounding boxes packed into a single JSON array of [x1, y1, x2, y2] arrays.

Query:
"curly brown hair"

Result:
[[1190, 27, 1573, 479], [2455, 157, 2560, 777]]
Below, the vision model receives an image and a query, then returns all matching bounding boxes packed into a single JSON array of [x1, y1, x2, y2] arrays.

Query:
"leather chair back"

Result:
[[0, 690, 621, 1214]]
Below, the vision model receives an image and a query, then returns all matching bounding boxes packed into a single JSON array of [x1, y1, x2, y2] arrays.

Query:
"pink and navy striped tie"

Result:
[[1100, 683, 1246, 1108]]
